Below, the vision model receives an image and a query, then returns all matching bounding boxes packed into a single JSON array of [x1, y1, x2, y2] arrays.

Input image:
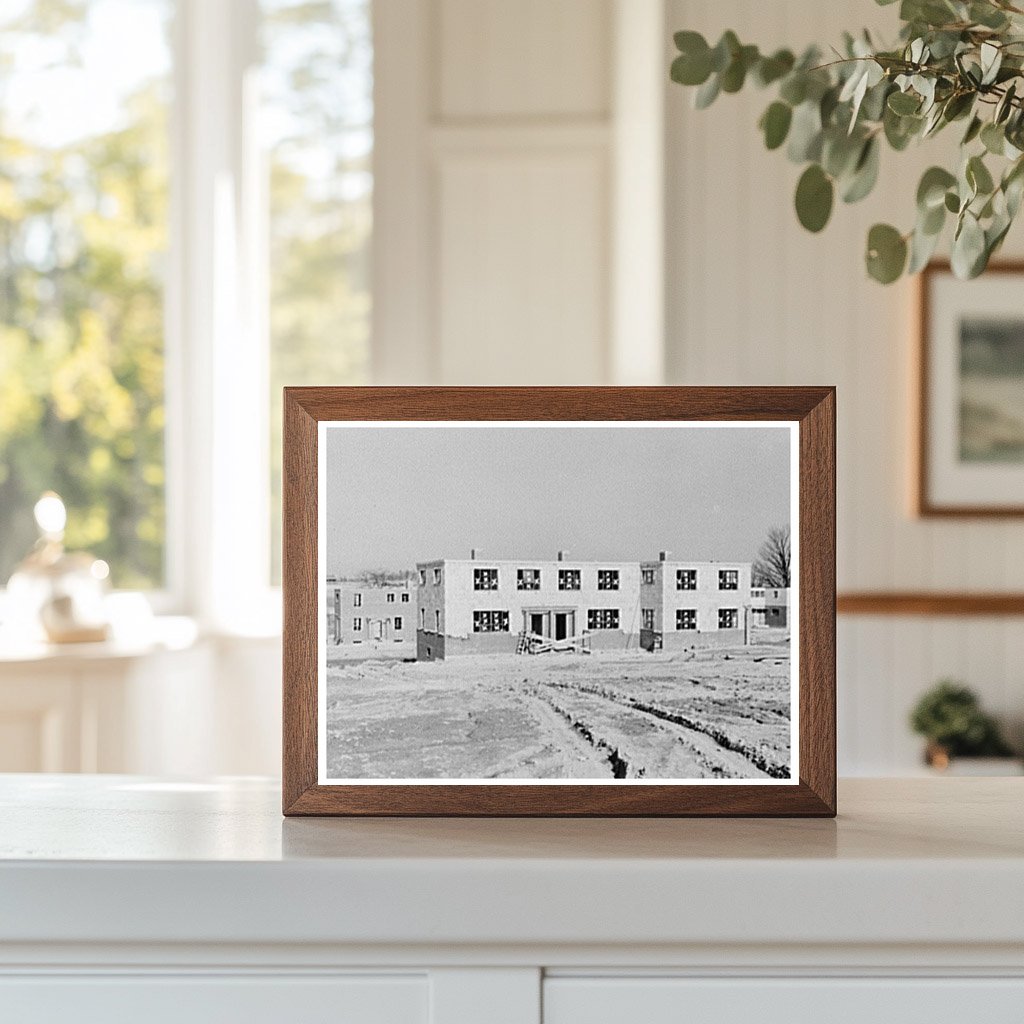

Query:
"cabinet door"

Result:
[[544, 977, 1024, 1024], [0, 974, 428, 1024]]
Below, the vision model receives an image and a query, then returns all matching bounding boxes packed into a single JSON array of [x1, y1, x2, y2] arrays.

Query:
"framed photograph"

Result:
[[917, 261, 1024, 516], [283, 387, 835, 816]]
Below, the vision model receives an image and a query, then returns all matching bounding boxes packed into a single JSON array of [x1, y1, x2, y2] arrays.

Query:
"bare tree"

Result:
[[752, 527, 791, 588]]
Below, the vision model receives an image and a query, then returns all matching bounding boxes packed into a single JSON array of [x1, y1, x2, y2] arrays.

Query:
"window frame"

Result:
[[557, 568, 581, 591], [597, 569, 620, 591], [676, 608, 697, 631]]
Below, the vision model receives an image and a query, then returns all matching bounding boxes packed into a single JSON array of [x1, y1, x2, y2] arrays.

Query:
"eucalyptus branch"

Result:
[[670, 0, 1024, 283]]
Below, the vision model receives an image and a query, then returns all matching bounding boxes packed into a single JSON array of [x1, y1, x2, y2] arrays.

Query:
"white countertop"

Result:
[[1, 776, 1022, 950]]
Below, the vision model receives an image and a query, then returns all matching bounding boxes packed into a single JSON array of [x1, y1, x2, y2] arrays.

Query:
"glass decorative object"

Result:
[[5, 493, 111, 644]]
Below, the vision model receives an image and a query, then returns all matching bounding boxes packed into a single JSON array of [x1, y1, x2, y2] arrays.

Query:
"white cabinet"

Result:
[[0, 975, 428, 1024], [544, 978, 1024, 1024], [1, 777, 1022, 1024]]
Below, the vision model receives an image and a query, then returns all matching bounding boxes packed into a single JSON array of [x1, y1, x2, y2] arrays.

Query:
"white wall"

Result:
[[665, 0, 1024, 772], [196, 0, 1024, 779]]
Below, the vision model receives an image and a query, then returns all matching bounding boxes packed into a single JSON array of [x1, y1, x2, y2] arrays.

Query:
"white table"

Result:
[[1, 776, 1022, 1023]]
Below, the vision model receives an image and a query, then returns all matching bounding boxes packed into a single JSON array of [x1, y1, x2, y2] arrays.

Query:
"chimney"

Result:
[[659, 550, 669, 561], [470, 548, 477, 560], [557, 550, 568, 562]]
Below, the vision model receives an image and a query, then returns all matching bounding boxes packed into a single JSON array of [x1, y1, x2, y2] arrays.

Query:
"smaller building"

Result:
[[639, 554, 752, 651], [325, 577, 417, 647], [763, 586, 789, 628]]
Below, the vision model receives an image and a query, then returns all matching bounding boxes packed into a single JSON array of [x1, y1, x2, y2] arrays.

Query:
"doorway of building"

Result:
[[554, 613, 569, 641], [529, 613, 545, 638]]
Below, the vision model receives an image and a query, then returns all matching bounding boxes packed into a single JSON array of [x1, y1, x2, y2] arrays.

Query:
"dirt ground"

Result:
[[324, 635, 792, 781]]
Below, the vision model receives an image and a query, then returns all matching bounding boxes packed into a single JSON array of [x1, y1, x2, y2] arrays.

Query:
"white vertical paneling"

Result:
[[436, 149, 608, 384], [665, 0, 1024, 773], [438, 0, 610, 120]]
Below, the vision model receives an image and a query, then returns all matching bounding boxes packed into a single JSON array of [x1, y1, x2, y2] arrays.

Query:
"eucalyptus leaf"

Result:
[[917, 166, 957, 210], [694, 73, 721, 109], [760, 102, 793, 150], [967, 154, 995, 195], [888, 90, 921, 115], [787, 101, 824, 162], [866, 223, 908, 283], [981, 121, 1006, 155], [842, 137, 881, 203], [908, 221, 943, 273], [951, 211, 987, 278], [795, 164, 834, 232]]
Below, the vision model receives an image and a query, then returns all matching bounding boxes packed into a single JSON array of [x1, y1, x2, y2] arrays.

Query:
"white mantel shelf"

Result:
[[3, 776, 1024, 1022], [1, 775, 1023, 956]]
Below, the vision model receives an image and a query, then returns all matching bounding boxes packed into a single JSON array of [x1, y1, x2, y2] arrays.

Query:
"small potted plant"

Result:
[[909, 680, 1019, 773]]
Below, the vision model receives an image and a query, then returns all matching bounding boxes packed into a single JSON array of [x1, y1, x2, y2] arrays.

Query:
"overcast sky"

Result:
[[325, 425, 792, 576]]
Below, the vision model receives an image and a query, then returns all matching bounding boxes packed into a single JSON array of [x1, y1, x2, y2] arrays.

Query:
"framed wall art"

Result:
[[917, 261, 1024, 517], [283, 387, 836, 816]]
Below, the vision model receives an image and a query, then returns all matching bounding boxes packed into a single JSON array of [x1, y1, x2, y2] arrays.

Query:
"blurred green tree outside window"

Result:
[[0, 0, 171, 589], [263, 0, 372, 583], [0, 0, 373, 595]]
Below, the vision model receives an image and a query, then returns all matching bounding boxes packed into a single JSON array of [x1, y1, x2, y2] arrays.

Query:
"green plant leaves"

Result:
[[671, 31, 713, 85], [866, 224, 908, 283], [842, 136, 880, 203], [668, 10, 1024, 284], [888, 90, 921, 115], [759, 102, 792, 150], [952, 211, 987, 278], [795, 164, 834, 232]]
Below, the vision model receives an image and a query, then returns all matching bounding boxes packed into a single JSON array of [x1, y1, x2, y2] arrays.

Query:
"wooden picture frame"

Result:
[[916, 260, 1024, 517], [283, 387, 836, 817]]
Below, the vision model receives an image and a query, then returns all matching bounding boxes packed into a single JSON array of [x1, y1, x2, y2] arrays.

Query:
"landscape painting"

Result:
[[959, 316, 1024, 463], [318, 422, 798, 785]]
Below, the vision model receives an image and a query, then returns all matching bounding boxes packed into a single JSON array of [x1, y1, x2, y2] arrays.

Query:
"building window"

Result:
[[353, 617, 362, 631], [419, 608, 425, 628], [719, 608, 739, 629], [401, 592, 410, 602], [719, 569, 739, 590], [473, 610, 509, 633], [517, 568, 541, 590], [588, 609, 620, 630], [419, 570, 426, 586], [433, 567, 442, 585], [387, 592, 395, 603], [641, 568, 655, 585], [353, 593, 362, 607], [434, 609, 441, 632], [597, 569, 619, 591], [394, 615, 402, 630], [752, 588, 765, 599], [676, 609, 697, 630], [474, 567, 498, 590], [641, 608, 655, 630], [558, 568, 580, 591], [677, 569, 697, 590]]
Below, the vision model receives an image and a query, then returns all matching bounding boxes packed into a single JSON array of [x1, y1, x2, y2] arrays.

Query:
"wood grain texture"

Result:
[[838, 592, 1024, 616], [282, 387, 836, 817], [916, 260, 1024, 518]]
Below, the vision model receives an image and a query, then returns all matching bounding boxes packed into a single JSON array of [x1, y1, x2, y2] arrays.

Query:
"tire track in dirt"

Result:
[[530, 685, 727, 780], [539, 680, 784, 780]]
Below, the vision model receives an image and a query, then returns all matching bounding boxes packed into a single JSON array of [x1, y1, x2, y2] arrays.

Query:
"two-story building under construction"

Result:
[[639, 553, 752, 651], [415, 551, 754, 660], [325, 576, 417, 647], [416, 554, 643, 659]]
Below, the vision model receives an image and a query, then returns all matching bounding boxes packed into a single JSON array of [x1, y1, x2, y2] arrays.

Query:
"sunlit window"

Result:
[[0, 0, 172, 588], [262, 0, 373, 581]]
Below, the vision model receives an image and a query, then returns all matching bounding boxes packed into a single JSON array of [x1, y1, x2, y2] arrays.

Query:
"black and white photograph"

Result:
[[318, 422, 799, 784]]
